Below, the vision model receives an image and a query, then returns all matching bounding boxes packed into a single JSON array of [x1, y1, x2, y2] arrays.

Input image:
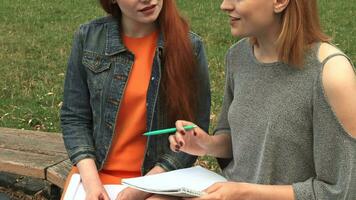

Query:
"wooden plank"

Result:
[[0, 127, 72, 187], [0, 128, 66, 156], [46, 159, 72, 188], [0, 148, 67, 179]]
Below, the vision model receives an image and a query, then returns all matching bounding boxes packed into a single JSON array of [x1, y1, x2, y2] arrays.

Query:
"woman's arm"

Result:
[[320, 43, 356, 137], [170, 120, 232, 158], [188, 182, 294, 200], [61, 26, 109, 200], [206, 133, 232, 158], [76, 159, 109, 200], [291, 44, 356, 200]]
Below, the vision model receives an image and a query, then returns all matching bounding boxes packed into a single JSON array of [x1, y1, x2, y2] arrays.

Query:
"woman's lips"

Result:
[[139, 5, 156, 15], [229, 16, 241, 25], [230, 16, 241, 21]]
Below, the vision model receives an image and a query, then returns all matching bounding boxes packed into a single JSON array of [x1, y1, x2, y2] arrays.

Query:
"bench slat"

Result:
[[0, 128, 66, 155], [0, 127, 71, 188], [46, 159, 72, 188], [0, 148, 67, 179]]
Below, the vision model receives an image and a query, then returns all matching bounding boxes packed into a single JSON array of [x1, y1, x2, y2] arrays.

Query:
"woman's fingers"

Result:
[[174, 129, 186, 147], [193, 126, 207, 137], [174, 120, 195, 148], [204, 183, 221, 194], [169, 135, 180, 152], [172, 120, 211, 155], [99, 192, 109, 200], [115, 191, 122, 200], [175, 120, 194, 132]]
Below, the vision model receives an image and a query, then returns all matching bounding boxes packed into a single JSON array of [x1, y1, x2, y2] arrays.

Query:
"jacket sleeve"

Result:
[[60, 26, 96, 166], [155, 37, 211, 171], [194, 38, 211, 134]]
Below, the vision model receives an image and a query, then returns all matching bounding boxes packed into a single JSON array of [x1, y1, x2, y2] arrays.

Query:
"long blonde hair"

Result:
[[253, 0, 330, 68]]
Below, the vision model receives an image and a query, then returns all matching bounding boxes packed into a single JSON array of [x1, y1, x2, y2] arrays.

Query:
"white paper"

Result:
[[74, 184, 127, 200], [122, 166, 227, 197], [63, 173, 127, 200], [63, 173, 81, 200]]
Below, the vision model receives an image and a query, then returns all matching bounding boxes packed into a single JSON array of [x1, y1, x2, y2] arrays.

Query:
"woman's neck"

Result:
[[121, 16, 157, 38], [253, 21, 282, 63]]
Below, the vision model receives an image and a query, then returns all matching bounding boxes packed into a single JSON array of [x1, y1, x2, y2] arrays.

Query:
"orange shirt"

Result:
[[62, 30, 158, 192], [101, 31, 158, 183]]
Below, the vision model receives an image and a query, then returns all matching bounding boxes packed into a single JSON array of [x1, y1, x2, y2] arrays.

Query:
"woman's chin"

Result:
[[231, 30, 242, 37]]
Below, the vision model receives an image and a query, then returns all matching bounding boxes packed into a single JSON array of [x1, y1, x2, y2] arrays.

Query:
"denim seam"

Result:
[[160, 154, 184, 170]]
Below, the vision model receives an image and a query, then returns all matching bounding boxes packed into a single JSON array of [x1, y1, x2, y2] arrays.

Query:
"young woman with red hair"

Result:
[[170, 0, 356, 199], [60, 0, 210, 199]]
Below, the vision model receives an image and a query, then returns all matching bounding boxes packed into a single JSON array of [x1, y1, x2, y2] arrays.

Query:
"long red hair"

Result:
[[100, 0, 198, 122], [252, 0, 330, 68]]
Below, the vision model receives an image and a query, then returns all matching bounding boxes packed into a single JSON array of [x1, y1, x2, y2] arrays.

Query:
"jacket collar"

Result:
[[105, 17, 164, 56]]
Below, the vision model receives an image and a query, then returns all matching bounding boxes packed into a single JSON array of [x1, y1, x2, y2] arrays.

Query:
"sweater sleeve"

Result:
[[213, 48, 235, 169], [214, 49, 234, 135], [292, 56, 356, 200]]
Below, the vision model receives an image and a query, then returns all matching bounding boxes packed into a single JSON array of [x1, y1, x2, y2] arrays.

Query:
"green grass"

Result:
[[0, 0, 104, 131], [0, 0, 355, 133]]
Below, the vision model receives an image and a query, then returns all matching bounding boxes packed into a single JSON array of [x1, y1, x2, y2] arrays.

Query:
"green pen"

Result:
[[143, 125, 197, 136]]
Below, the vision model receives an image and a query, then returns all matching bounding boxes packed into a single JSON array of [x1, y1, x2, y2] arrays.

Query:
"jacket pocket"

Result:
[[81, 51, 112, 97], [82, 51, 111, 73]]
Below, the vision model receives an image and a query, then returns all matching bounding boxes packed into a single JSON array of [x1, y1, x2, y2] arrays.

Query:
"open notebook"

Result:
[[122, 166, 227, 198], [63, 166, 226, 199], [62, 174, 127, 200]]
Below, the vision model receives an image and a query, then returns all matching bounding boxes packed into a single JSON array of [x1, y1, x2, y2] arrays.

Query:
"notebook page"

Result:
[[74, 184, 127, 200], [122, 166, 227, 192], [63, 173, 81, 200], [63, 173, 127, 200]]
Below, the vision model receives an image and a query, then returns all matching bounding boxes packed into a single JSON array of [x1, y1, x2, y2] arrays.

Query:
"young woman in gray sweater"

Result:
[[169, 0, 356, 199]]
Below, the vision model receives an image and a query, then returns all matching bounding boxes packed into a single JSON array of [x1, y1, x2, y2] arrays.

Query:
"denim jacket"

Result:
[[60, 16, 211, 174]]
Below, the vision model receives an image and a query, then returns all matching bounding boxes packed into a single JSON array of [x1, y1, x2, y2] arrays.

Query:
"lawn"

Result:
[[0, 0, 355, 134]]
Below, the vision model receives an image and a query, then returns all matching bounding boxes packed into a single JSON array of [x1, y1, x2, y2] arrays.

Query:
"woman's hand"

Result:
[[76, 158, 110, 200], [146, 194, 182, 200], [116, 166, 166, 200], [84, 182, 110, 200], [115, 187, 151, 200], [170, 120, 232, 158], [169, 120, 213, 156], [185, 182, 295, 200], [184, 182, 251, 200]]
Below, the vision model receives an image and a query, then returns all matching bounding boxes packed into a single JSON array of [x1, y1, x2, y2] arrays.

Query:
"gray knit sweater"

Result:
[[214, 38, 356, 199]]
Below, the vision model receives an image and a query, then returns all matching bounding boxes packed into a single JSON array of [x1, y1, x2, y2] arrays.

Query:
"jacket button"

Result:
[[151, 77, 155, 81], [105, 122, 112, 129], [115, 75, 126, 80], [108, 98, 119, 105]]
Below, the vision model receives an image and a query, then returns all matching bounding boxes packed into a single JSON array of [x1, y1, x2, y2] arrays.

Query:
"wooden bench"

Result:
[[0, 127, 71, 189]]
